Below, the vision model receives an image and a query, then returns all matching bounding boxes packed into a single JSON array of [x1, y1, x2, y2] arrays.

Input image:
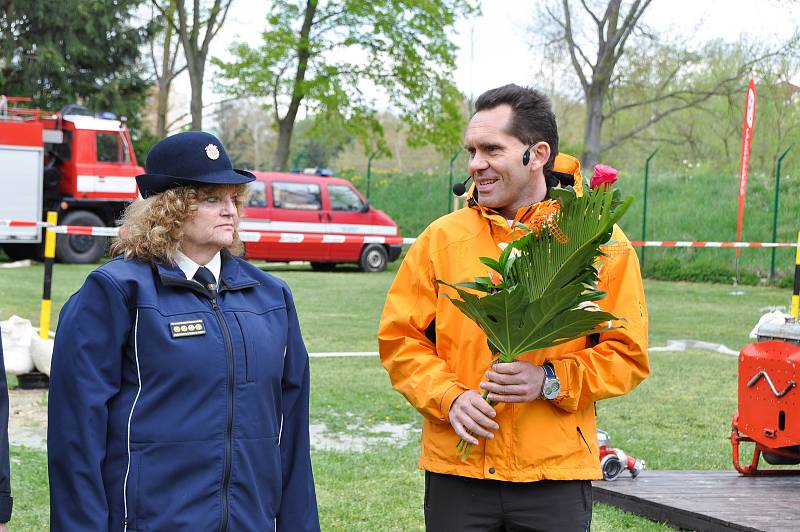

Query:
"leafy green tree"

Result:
[[0, 0, 150, 125], [290, 117, 354, 170], [214, 0, 475, 171]]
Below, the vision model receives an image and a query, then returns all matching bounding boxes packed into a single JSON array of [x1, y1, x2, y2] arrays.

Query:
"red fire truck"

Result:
[[0, 96, 143, 263]]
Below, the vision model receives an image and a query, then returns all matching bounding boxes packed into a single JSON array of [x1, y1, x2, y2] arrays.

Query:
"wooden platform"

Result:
[[592, 470, 800, 531]]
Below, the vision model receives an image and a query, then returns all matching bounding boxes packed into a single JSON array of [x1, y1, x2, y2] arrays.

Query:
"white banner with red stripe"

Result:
[[736, 79, 757, 255]]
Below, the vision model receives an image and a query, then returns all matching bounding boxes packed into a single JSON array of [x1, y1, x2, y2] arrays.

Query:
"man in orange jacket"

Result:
[[378, 84, 649, 531]]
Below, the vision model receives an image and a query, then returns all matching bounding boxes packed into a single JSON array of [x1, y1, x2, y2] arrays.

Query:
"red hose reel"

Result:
[[731, 325, 800, 476]]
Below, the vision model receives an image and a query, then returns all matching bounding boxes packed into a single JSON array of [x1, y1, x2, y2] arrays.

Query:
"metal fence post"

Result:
[[448, 150, 460, 214], [366, 149, 379, 201], [641, 147, 659, 271], [770, 144, 794, 280]]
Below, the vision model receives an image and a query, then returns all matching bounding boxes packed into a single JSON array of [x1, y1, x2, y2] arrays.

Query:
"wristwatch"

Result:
[[541, 362, 560, 400]]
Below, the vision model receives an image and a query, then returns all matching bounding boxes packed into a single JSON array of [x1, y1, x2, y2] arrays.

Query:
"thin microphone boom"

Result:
[[452, 175, 473, 196]]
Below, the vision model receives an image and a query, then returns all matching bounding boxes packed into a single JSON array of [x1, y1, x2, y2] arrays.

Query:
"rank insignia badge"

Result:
[[170, 319, 206, 338]]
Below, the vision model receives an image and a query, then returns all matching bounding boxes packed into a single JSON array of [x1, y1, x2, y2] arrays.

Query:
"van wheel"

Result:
[[359, 244, 388, 273], [310, 262, 337, 272], [55, 210, 107, 264]]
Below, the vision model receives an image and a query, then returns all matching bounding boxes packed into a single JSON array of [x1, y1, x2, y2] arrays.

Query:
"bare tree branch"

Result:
[[557, 1, 590, 90]]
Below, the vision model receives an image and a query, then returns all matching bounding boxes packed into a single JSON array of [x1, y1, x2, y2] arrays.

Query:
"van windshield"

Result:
[[329, 184, 364, 212]]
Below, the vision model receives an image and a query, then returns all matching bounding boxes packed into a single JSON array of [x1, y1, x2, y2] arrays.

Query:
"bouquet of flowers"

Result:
[[437, 176, 632, 461]]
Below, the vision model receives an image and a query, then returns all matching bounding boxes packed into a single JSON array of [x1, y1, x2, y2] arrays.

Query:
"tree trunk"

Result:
[[274, 118, 295, 171], [155, 3, 176, 137], [271, 0, 317, 170], [581, 87, 604, 172], [188, 59, 205, 130], [156, 77, 170, 137]]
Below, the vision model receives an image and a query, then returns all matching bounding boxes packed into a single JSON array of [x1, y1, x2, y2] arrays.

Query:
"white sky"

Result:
[[174, 0, 799, 127]]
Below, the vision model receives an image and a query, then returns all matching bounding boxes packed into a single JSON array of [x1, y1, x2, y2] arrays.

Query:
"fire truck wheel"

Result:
[[55, 210, 107, 264], [310, 262, 337, 272], [359, 244, 388, 273]]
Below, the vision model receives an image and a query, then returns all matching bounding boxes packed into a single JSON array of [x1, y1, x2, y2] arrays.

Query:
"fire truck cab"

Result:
[[0, 97, 142, 263]]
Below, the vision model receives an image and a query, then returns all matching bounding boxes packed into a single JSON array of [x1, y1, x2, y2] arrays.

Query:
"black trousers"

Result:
[[424, 471, 592, 532]]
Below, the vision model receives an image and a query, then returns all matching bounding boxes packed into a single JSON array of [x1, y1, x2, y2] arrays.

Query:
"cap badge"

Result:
[[205, 144, 220, 160]]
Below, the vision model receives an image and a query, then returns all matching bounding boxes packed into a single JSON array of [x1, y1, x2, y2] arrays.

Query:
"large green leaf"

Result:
[[440, 282, 617, 361]]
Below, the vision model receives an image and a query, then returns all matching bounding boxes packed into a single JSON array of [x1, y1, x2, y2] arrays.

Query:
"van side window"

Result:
[[329, 184, 364, 212], [246, 181, 267, 208], [272, 182, 322, 210]]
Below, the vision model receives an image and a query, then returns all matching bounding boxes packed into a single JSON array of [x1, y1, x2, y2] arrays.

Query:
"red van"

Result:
[[240, 172, 403, 272]]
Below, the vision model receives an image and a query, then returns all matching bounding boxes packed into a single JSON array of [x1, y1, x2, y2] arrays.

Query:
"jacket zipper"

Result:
[[210, 294, 234, 532], [576, 426, 592, 454]]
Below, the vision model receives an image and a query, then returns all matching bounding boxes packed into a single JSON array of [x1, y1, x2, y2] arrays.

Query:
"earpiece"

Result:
[[522, 143, 534, 166]]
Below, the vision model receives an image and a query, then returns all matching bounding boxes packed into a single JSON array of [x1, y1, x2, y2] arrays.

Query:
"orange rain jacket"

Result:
[[378, 154, 649, 482]]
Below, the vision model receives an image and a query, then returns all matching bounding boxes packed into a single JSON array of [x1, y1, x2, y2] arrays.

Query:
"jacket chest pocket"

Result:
[[233, 309, 288, 384]]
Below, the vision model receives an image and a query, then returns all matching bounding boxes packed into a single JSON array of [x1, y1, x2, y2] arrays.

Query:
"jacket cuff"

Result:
[[549, 359, 580, 413], [440, 383, 469, 419], [0, 493, 12, 523]]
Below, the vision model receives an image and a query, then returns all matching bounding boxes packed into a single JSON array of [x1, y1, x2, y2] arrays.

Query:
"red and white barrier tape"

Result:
[[1, 220, 416, 245], [630, 241, 800, 248], [50, 225, 121, 237], [4, 220, 799, 248], [0, 220, 48, 228]]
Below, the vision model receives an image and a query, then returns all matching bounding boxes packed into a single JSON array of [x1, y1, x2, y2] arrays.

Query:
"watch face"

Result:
[[543, 380, 560, 400]]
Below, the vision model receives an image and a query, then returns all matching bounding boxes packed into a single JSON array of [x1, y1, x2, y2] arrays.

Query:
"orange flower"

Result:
[[489, 271, 502, 286]]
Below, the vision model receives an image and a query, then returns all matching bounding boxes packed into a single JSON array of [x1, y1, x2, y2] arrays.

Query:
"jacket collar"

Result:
[[468, 194, 559, 235], [155, 249, 260, 295]]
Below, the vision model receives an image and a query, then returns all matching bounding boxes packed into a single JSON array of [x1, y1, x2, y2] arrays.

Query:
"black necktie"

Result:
[[193, 266, 217, 292]]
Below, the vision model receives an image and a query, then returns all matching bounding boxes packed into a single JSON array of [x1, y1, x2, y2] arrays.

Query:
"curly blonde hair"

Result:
[[110, 184, 247, 263]]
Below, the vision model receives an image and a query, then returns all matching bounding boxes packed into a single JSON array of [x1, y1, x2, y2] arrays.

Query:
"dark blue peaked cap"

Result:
[[136, 131, 255, 198]]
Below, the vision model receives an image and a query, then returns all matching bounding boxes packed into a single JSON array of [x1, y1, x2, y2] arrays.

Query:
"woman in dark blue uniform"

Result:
[[0, 336, 11, 530], [47, 132, 319, 531]]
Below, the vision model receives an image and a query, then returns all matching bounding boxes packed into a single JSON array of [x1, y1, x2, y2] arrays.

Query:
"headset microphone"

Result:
[[522, 143, 534, 166], [452, 175, 473, 196]]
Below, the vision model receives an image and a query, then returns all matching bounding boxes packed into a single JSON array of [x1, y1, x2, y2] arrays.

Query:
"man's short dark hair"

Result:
[[474, 84, 559, 175]]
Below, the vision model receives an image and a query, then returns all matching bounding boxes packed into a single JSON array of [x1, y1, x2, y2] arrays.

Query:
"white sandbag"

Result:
[[0, 315, 35, 374], [30, 336, 54, 376]]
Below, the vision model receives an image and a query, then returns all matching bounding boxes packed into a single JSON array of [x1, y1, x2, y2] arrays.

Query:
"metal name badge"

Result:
[[170, 319, 206, 338]]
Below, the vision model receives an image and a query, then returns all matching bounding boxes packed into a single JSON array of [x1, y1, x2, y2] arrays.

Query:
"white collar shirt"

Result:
[[174, 250, 221, 285]]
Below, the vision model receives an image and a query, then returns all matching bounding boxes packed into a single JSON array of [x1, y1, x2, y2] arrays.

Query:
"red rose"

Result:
[[590, 164, 618, 189]]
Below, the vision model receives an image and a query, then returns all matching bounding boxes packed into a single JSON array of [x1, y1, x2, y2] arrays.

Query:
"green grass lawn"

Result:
[[0, 259, 793, 530]]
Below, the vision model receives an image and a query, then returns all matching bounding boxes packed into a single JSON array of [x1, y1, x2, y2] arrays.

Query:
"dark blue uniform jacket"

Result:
[[0, 337, 11, 522], [48, 254, 319, 531]]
